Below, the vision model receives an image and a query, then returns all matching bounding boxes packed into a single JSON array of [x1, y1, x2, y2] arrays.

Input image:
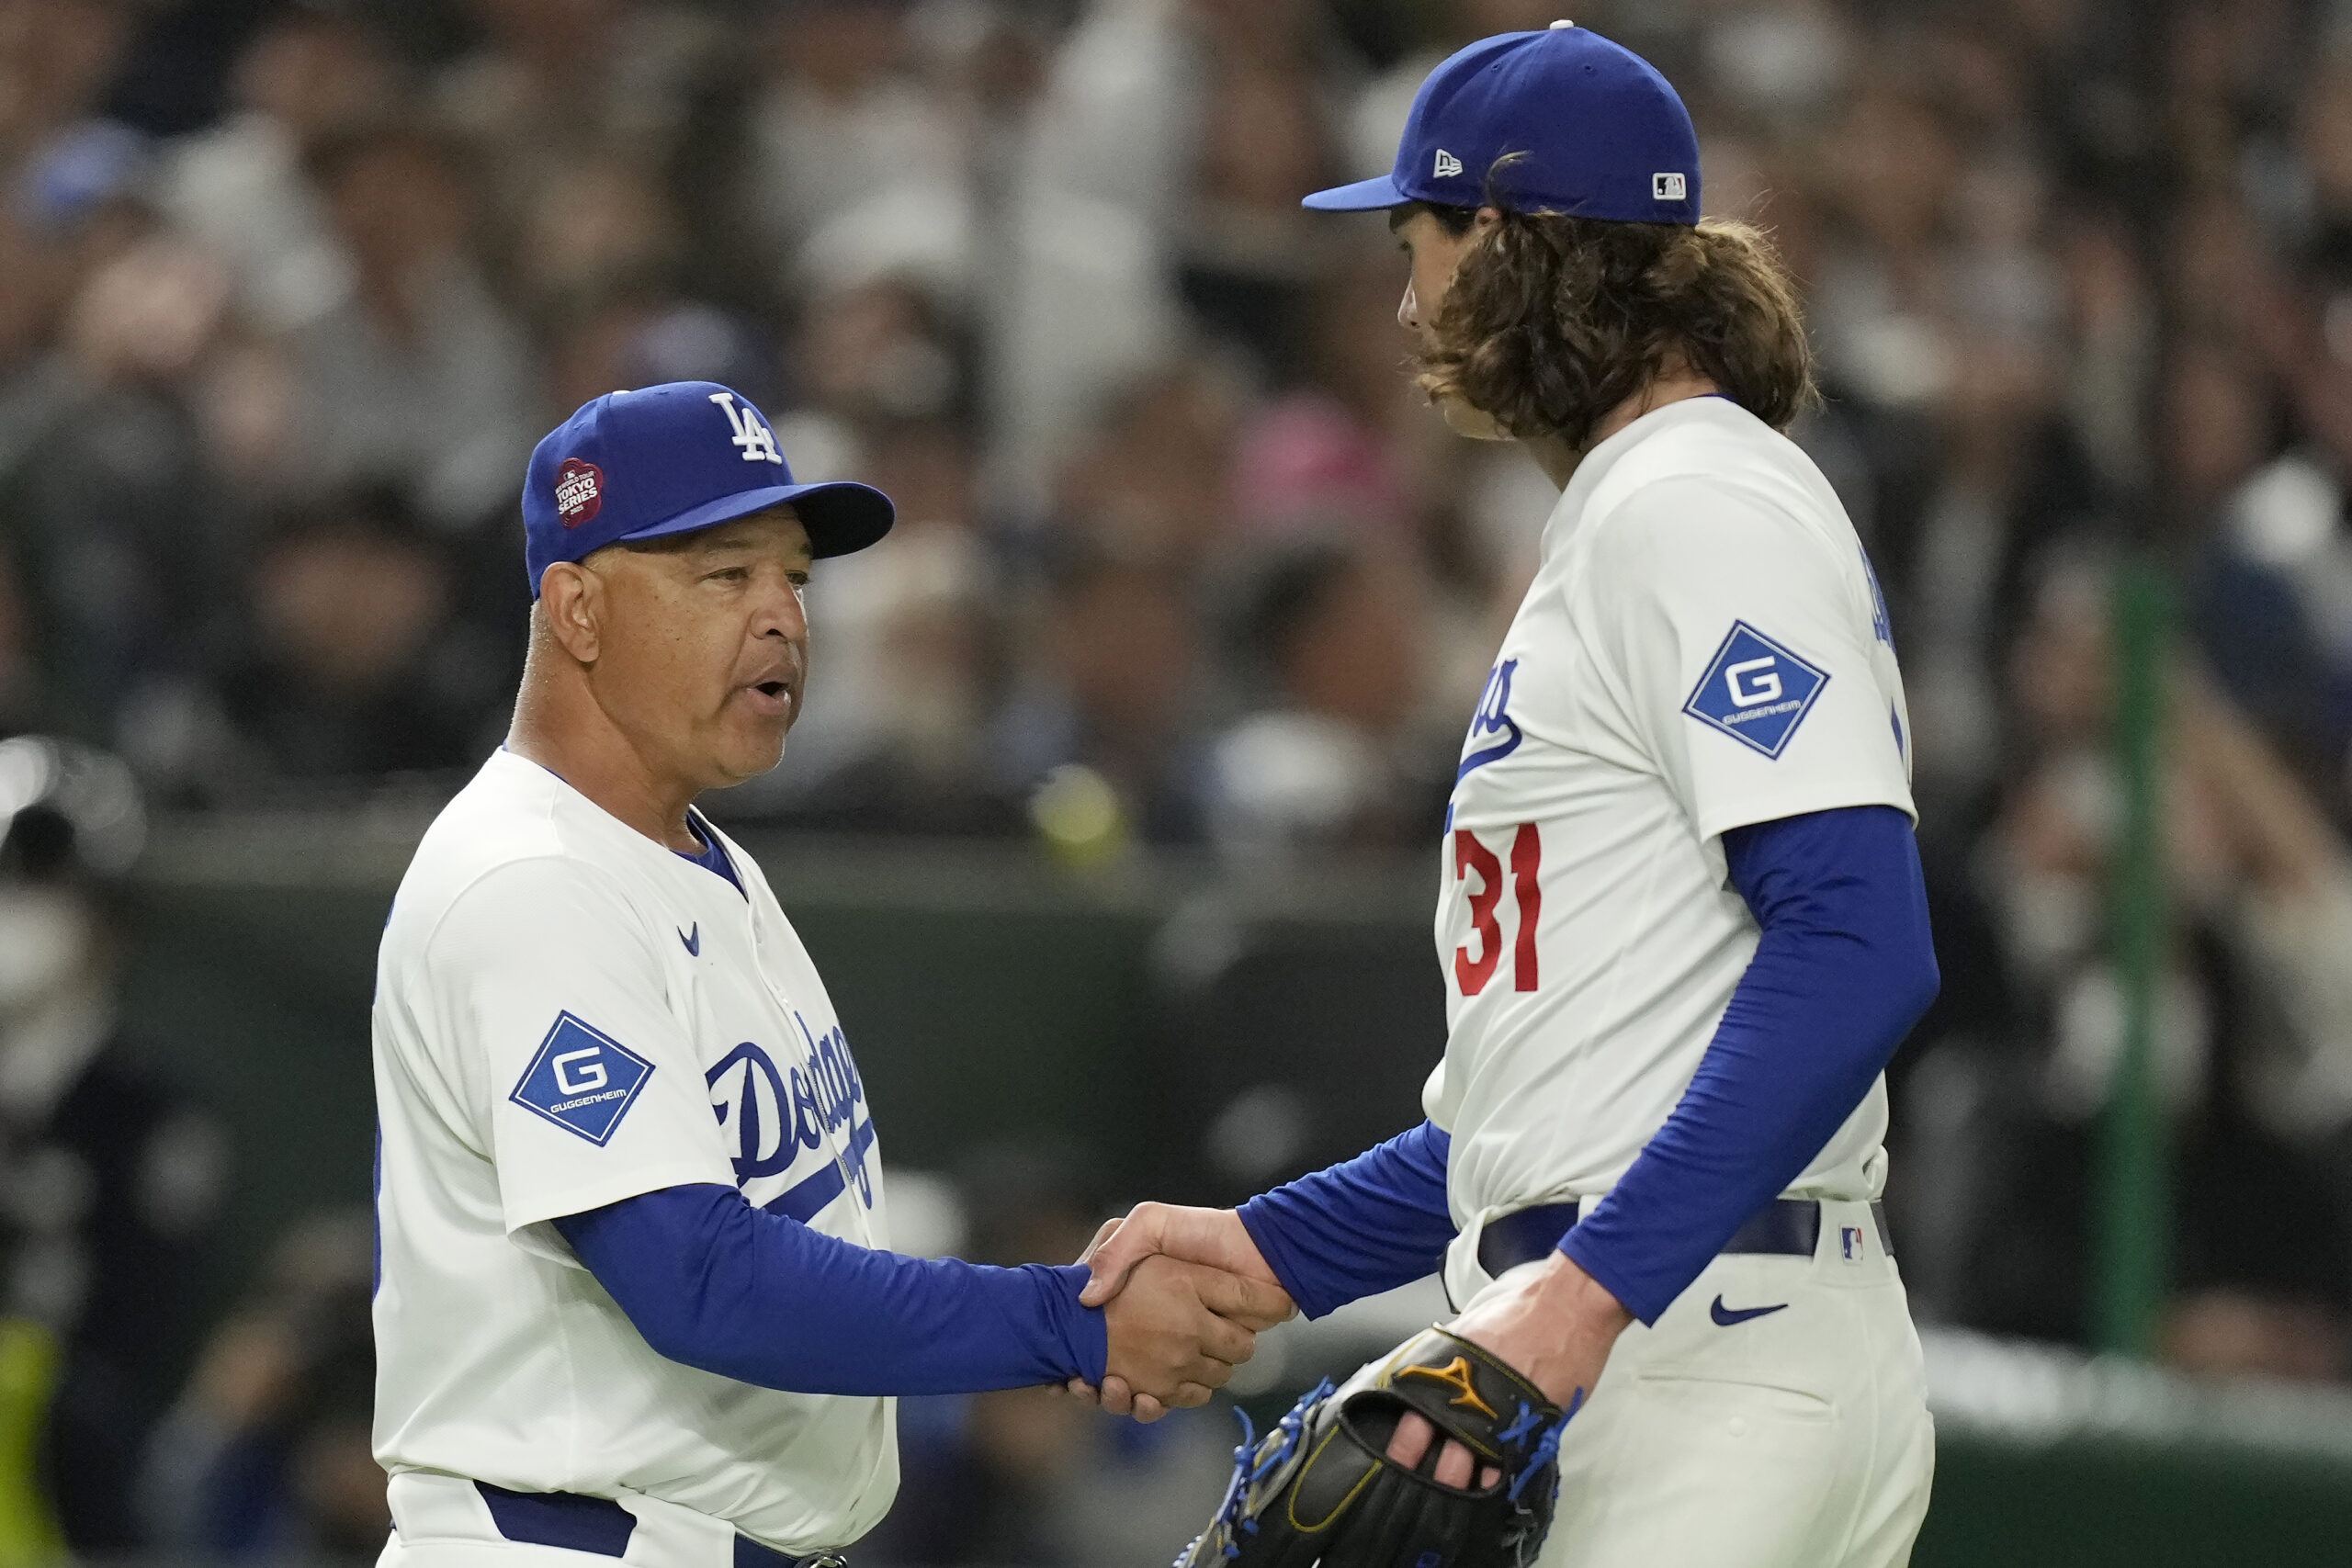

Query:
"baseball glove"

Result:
[[1175, 1327, 1574, 1568]]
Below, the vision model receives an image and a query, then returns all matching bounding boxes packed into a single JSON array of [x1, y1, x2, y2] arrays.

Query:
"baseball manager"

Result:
[[368, 382, 1290, 1567]]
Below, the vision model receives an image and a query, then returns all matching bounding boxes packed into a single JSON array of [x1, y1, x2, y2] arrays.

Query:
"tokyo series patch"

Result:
[[1683, 622, 1828, 760], [554, 457, 603, 527], [510, 1012, 654, 1145]]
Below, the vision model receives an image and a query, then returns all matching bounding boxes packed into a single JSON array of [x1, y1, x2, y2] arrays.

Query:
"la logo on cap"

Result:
[[555, 457, 603, 527], [709, 389, 784, 465]]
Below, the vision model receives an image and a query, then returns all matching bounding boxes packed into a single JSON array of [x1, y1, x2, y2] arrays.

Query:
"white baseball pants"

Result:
[[1455, 1197, 1935, 1568]]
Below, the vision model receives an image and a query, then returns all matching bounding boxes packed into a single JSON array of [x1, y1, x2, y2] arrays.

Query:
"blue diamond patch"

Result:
[[510, 1012, 654, 1145], [1683, 622, 1829, 760]]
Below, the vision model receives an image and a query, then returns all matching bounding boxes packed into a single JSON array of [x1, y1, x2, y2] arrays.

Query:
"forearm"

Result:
[[1561, 807, 1938, 1324], [1236, 1120, 1455, 1319], [553, 1184, 1107, 1394]]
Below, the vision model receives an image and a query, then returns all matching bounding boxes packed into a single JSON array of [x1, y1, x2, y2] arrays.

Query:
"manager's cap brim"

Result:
[[615, 479, 896, 559], [1302, 174, 1409, 211]]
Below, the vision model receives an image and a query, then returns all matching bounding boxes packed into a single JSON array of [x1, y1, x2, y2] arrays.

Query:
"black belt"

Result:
[[474, 1483, 845, 1568], [1477, 1197, 1892, 1279]]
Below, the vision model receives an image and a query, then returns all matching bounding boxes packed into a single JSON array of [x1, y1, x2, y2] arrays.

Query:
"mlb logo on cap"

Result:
[[521, 381, 895, 596], [1303, 23, 1700, 224]]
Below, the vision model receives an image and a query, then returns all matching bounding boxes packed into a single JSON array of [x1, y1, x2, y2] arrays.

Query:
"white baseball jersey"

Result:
[[1425, 396, 1915, 1300], [370, 749, 895, 1552]]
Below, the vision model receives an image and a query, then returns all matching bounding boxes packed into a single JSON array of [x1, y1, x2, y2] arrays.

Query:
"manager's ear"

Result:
[[537, 560, 605, 664]]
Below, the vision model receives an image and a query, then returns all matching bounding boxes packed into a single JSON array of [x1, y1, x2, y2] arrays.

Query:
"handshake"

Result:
[[1069, 1201, 1293, 1421]]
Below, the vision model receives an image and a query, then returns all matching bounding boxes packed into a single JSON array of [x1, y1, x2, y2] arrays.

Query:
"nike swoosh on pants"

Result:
[[1709, 1295, 1789, 1326]]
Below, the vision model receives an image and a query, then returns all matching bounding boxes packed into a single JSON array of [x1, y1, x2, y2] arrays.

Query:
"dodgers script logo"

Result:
[[1456, 660, 1523, 784], [1446, 660, 1524, 829], [706, 1020, 876, 1222], [1860, 546, 1894, 649]]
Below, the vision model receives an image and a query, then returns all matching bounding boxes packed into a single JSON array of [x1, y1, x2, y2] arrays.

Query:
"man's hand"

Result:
[[1385, 1249, 1631, 1485], [1101, 1255, 1293, 1420], [1069, 1202, 1295, 1420]]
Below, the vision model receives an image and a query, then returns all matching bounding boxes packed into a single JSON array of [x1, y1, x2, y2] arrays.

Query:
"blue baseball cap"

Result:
[[1303, 24, 1699, 224], [522, 381, 895, 596]]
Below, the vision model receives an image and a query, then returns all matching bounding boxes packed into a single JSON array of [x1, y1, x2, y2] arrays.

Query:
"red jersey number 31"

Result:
[[1453, 823, 1540, 995]]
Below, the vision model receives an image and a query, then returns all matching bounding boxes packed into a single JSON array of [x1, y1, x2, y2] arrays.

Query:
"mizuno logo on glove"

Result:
[[1396, 1356, 1500, 1419]]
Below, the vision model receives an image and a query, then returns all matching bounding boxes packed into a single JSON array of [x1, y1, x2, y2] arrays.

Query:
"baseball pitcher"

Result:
[[1078, 27, 1939, 1568]]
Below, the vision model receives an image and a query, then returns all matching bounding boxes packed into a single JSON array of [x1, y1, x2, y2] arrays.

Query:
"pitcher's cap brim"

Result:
[[1302, 175, 1409, 211]]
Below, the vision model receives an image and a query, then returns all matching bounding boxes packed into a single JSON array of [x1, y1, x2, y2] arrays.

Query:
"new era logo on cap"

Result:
[[1433, 148, 1464, 179]]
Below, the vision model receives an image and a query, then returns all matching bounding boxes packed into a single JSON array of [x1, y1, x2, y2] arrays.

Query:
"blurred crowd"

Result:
[[0, 0, 1515, 851], [19, 0, 2352, 1557]]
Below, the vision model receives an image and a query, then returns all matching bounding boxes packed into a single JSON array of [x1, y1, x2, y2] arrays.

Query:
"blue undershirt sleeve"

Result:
[[551, 1184, 1107, 1394], [1558, 805, 1939, 1325], [1235, 1120, 1455, 1320]]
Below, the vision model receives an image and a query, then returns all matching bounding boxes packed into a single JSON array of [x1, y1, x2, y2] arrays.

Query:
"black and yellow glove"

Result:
[[1177, 1326, 1574, 1568]]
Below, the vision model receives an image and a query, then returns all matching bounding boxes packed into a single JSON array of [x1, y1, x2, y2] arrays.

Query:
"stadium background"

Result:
[[4, 0, 2352, 1562]]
